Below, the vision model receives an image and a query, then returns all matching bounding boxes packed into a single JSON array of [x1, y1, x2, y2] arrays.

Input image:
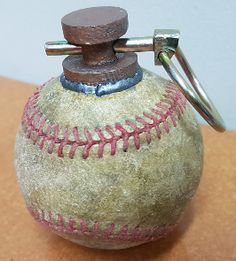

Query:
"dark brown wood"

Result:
[[81, 42, 117, 66], [62, 53, 138, 85], [61, 6, 128, 45], [60, 6, 138, 85]]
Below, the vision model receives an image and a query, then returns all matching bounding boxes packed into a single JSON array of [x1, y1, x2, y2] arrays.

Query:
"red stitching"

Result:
[[28, 207, 176, 242], [103, 223, 115, 240], [80, 219, 88, 234], [21, 81, 187, 159]]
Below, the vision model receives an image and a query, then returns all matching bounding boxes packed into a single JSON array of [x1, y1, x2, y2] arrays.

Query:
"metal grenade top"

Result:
[[15, 6, 224, 250], [60, 6, 143, 96]]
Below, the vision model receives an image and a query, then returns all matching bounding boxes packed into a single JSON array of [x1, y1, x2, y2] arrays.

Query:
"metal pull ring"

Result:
[[159, 48, 225, 132]]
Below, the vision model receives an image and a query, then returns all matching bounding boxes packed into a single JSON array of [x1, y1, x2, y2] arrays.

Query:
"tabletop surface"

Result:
[[0, 77, 235, 261]]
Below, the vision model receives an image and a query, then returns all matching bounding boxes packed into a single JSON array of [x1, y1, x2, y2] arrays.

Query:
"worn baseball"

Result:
[[15, 69, 203, 249]]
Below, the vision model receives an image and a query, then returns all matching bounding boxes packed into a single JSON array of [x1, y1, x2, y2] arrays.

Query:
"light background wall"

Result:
[[0, 0, 235, 130]]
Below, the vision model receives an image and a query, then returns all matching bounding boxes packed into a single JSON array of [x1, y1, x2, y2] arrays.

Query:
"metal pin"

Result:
[[45, 30, 180, 57], [45, 37, 154, 56], [45, 41, 82, 56]]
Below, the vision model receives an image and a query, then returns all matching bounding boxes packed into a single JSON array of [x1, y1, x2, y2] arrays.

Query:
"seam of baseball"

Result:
[[28, 207, 177, 242], [21, 81, 187, 159]]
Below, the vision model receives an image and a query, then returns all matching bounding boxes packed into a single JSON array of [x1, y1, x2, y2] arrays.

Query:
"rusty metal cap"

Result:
[[61, 6, 128, 45]]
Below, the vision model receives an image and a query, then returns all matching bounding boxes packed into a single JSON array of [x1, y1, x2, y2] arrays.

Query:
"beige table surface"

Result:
[[0, 77, 235, 261]]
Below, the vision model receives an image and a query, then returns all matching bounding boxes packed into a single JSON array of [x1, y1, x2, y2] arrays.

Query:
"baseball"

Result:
[[15, 69, 203, 249]]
